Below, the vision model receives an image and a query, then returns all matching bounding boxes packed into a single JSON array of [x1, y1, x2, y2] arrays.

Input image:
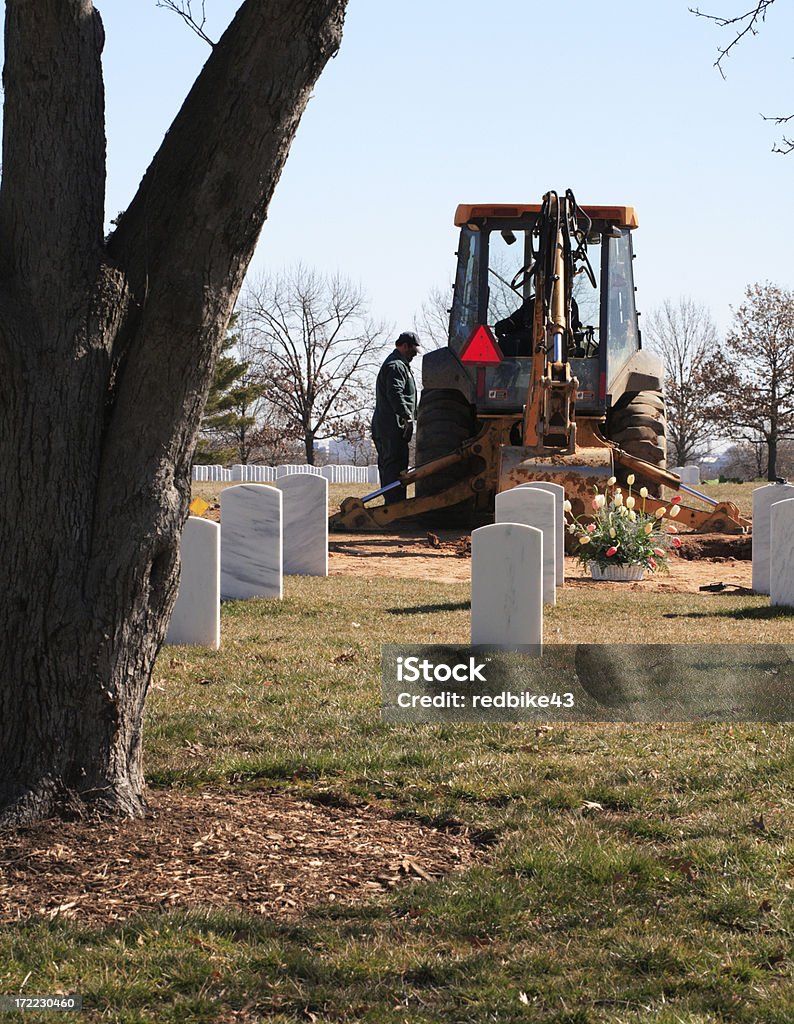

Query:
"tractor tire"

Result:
[[415, 388, 478, 519], [607, 389, 667, 474]]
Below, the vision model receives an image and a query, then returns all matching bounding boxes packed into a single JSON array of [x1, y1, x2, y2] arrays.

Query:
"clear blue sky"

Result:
[[27, 2, 794, 334]]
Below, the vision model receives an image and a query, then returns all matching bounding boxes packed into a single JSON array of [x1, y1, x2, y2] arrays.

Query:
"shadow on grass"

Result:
[[663, 606, 794, 621], [387, 601, 470, 615]]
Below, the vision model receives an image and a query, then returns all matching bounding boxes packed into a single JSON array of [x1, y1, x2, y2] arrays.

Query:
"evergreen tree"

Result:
[[195, 318, 268, 464]]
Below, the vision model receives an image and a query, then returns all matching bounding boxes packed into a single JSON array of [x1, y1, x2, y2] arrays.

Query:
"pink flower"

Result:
[[672, 495, 682, 505], [606, 546, 618, 557], [649, 557, 657, 569], [654, 547, 665, 556], [665, 524, 679, 533], [587, 522, 596, 533], [672, 537, 682, 548]]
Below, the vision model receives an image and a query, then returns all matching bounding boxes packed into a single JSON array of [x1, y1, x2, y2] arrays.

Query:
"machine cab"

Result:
[[445, 204, 641, 416]]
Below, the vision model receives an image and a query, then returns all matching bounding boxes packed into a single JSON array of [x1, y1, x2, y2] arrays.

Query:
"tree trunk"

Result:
[[305, 431, 316, 465], [0, 0, 346, 825], [767, 436, 778, 480]]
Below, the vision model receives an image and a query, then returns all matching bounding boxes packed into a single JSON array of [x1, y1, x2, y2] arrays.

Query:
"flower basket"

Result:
[[589, 561, 646, 582], [564, 474, 683, 578]]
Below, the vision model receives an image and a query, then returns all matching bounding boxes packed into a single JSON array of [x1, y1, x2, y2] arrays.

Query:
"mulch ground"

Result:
[[0, 790, 478, 927]]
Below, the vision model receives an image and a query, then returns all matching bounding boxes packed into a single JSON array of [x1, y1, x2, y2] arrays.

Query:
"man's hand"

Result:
[[397, 416, 414, 442]]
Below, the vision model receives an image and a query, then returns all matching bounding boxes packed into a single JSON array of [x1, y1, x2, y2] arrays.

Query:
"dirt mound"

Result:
[[676, 533, 752, 561], [328, 526, 754, 593]]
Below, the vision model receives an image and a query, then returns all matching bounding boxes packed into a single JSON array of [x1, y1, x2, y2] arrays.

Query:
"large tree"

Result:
[[0, 0, 347, 825], [704, 283, 794, 480], [645, 297, 717, 465]]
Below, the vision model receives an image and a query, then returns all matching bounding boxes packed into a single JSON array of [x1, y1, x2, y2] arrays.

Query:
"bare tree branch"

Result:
[[690, 1, 776, 77], [690, 1, 792, 152], [156, 0, 215, 47]]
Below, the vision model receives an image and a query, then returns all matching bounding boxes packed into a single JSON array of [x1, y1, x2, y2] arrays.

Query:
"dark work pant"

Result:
[[374, 434, 409, 504]]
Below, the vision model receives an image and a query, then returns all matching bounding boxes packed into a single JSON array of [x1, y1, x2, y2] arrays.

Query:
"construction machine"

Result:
[[331, 189, 748, 534]]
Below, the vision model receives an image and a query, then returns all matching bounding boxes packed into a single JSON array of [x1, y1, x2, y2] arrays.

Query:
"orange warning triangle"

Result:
[[459, 324, 504, 366]]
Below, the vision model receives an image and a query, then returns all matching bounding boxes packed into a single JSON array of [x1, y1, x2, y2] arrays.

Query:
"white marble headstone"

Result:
[[471, 522, 543, 650], [518, 481, 565, 587], [752, 481, 794, 594], [166, 516, 221, 648], [770, 498, 794, 607], [367, 465, 380, 485], [220, 484, 283, 600], [495, 487, 556, 606], [276, 474, 328, 576]]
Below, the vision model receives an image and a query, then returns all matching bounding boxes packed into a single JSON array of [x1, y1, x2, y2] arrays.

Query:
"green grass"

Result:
[[3, 483, 793, 1023]]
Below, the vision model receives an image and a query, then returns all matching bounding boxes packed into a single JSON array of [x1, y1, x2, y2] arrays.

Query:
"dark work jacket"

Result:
[[371, 349, 417, 440]]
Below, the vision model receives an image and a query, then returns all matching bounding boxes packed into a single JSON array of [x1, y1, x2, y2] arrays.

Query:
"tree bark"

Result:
[[0, 0, 346, 825]]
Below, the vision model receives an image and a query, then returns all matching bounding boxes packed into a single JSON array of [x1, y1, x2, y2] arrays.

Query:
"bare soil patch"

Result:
[[0, 790, 477, 926], [329, 527, 752, 594]]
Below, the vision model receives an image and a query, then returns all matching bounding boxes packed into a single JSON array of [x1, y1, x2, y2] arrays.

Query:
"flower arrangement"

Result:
[[564, 475, 682, 575]]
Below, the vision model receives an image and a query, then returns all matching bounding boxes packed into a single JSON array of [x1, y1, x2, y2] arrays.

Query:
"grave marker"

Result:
[[471, 522, 543, 650], [220, 484, 283, 600]]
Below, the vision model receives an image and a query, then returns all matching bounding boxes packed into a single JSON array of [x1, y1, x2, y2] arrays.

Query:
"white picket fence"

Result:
[[192, 463, 374, 484]]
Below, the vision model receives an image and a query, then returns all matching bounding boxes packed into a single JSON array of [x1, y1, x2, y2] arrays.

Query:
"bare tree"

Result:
[[417, 284, 452, 349], [0, 0, 347, 826], [241, 267, 388, 464], [691, 0, 792, 153], [644, 297, 718, 465], [703, 283, 794, 480], [329, 416, 375, 465]]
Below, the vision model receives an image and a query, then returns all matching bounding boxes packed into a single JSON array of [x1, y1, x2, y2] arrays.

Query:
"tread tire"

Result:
[[607, 388, 668, 476], [415, 388, 478, 519]]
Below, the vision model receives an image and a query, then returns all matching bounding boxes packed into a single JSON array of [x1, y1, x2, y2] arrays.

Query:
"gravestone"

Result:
[[220, 483, 283, 600], [276, 474, 328, 576], [770, 498, 794, 607], [495, 486, 556, 605], [367, 465, 379, 485], [682, 465, 701, 485], [518, 481, 565, 587], [471, 522, 543, 650], [752, 481, 794, 594], [166, 517, 220, 648]]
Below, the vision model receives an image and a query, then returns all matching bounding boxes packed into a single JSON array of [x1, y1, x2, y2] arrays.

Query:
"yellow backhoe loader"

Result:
[[331, 189, 748, 535]]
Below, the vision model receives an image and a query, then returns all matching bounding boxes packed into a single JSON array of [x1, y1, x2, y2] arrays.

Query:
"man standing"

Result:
[[371, 331, 420, 503]]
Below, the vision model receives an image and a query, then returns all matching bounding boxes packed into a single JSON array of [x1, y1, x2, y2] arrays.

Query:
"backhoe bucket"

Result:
[[498, 444, 615, 514]]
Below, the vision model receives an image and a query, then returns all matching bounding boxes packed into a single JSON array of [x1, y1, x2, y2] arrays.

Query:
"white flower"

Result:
[[627, 474, 635, 486], [629, 510, 636, 522], [640, 487, 648, 498], [625, 495, 635, 509], [594, 494, 606, 508], [654, 507, 667, 519], [607, 476, 616, 486], [563, 499, 572, 513], [613, 492, 624, 507], [669, 505, 680, 518], [609, 527, 616, 538]]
